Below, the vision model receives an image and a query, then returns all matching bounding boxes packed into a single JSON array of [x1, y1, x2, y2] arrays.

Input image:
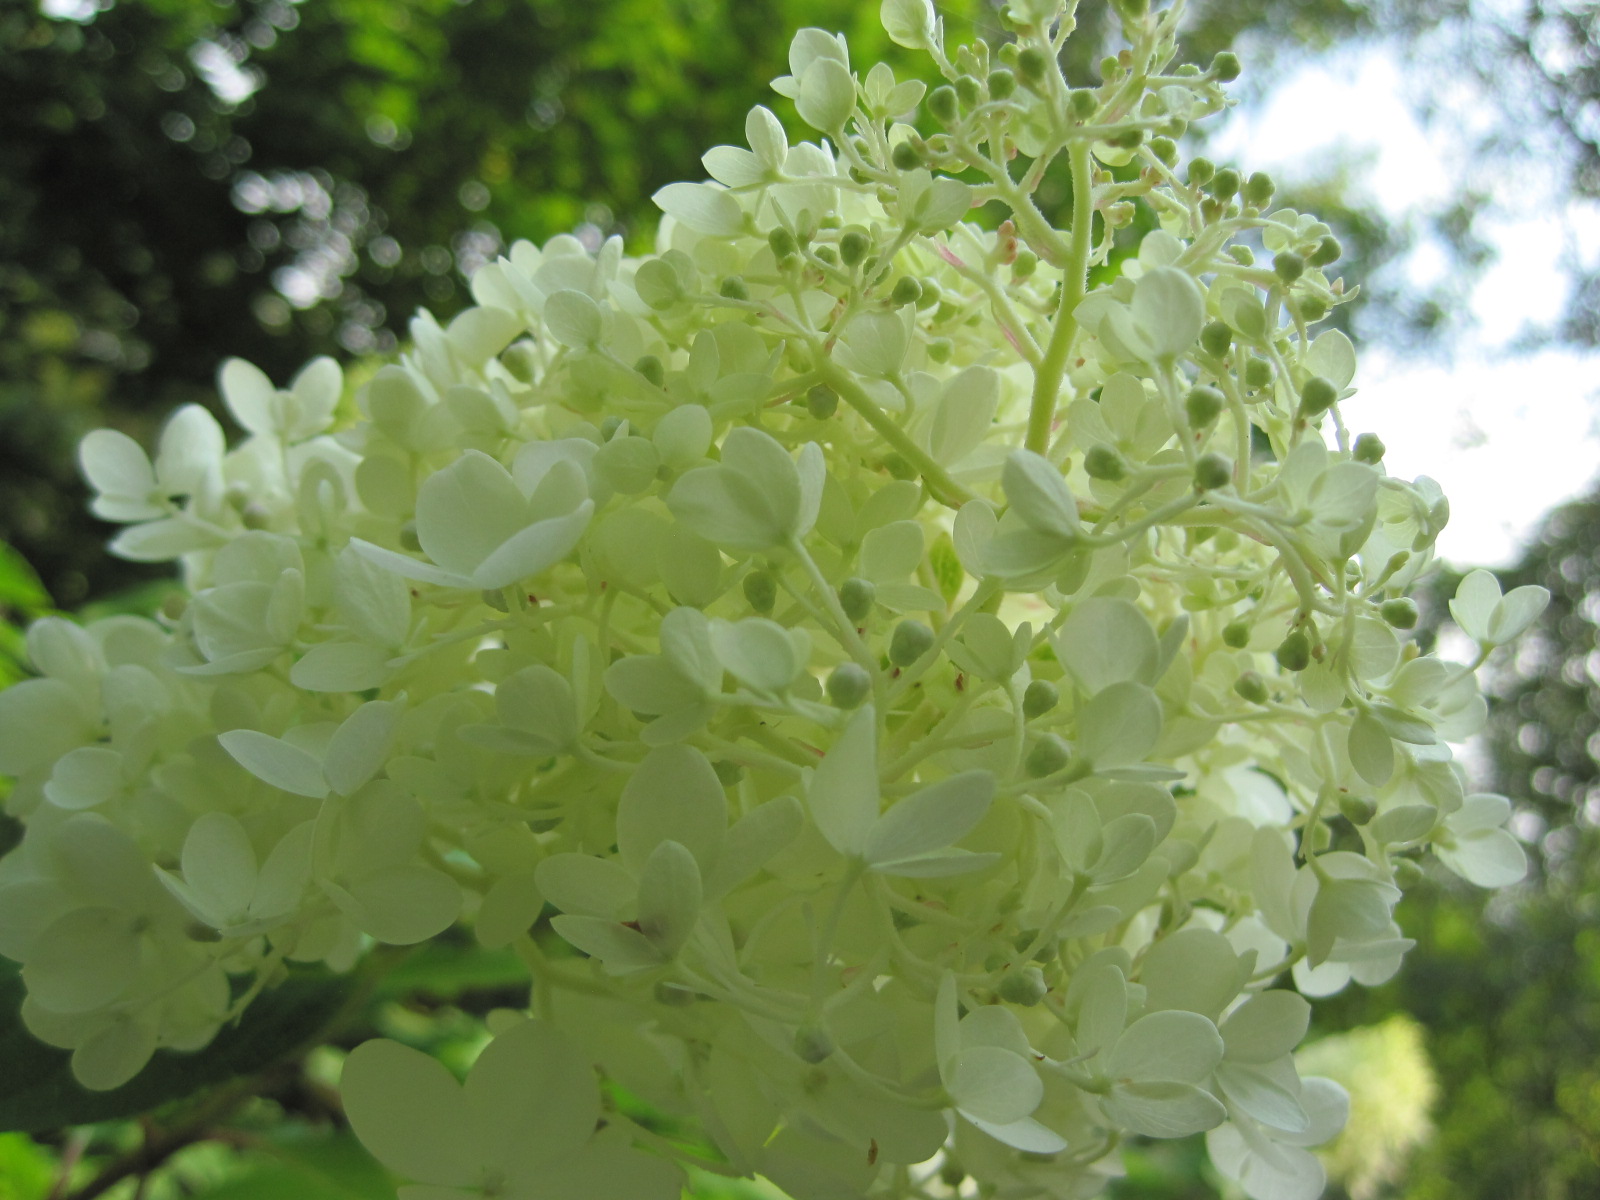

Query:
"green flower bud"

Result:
[[1392, 858, 1425, 888], [1234, 670, 1269, 703], [998, 966, 1048, 1006], [838, 576, 876, 622], [1243, 171, 1275, 208], [768, 226, 798, 262], [1380, 597, 1419, 630], [1211, 50, 1241, 81], [927, 336, 954, 363], [891, 140, 923, 171], [1209, 168, 1240, 200], [1244, 356, 1274, 389], [1026, 733, 1071, 778], [814, 245, 838, 265], [1150, 135, 1179, 166], [1022, 679, 1059, 719], [839, 227, 871, 267], [827, 663, 873, 708], [1222, 620, 1251, 649], [940, 1159, 968, 1187], [1299, 375, 1338, 416], [1194, 452, 1232, 491], [891, 276, 923, 307], [956, 74, 981, 106], [1228, 244, 1256, 266], [1200, 320, 1233, 359], [1185, 384, 1226, 428], [1338, 794, 1378, 826], [883, 453, 918, 480], [1084, 443, 1128, 482], [634, 354, 665, 388], [1309, 234, 1343, 267], [1295, 295, 1328, 323], [1273, 251, 1305, 284], [743, 570, 778, 614], [890, 619, 935, 667], [1353, 432, 1387, 464], [794, 1024, 835, 1063], [719, 275, 750, 301], [1275, 630, 1311, 672], [988, 68, 1017, 99], [1187, 156, 1215, 186], [1017, 46, 1049, 83], [806, 384, 839, 419], [928, 85, 960, 125], [1012, 250, 1038, 279], [1068, 89, 1098, 121]]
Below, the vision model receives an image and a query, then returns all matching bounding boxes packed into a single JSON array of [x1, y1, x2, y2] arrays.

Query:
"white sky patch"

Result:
[[1210, 43, 1600, 568]]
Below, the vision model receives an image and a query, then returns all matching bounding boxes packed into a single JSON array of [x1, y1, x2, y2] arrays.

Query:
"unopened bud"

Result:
[[1296, 295, 1328, 323], [827, 663, 872, 708], [768, 226, 798, 262], [1026, 733, 1071, 778], [1222, 620, 1251, 649], [806, 384, 839, 419], [1084, 443, 1128, 482], [1380, 598, 1419, 629], [999, 966, 1048, 1006], [794, 1024, 835, 1063], [928, 85, 960, 125], [1210, 168, 1240, 200], [1275, 630, 1311, 672], [891, 140, 923, 171], [1022, 679, 1059, 719], [1150, 136, 1178, 166], [1187, 156, 1215, 186], [1309, 235, 1343, 267], [1339, 794, 1378, 825], [839, 227, 871, 267], [1068, 89, 1098, 121], [1243, 171, 1275, 208], [988, 68, 1017, 99], [1211, 51, 1241, 81], [838, 577, 876, 622], [634, 354, 665, 388], [890, 619, 935, 667], [1244, 356, 1274, 389], [1353, 432, 1386, 464], [1194, 452, 1232, 491], [719, 275, 749, 301], [1013, 250, 1038, 279], [1017, 46, 1049, 83], [891, 276, 923, 307], [743, 570, 777, 614], [1234, 670, 1269, 703], [1200, 321, 1232, 359], [1273, 251, 1305, 284], [1185, 385, 1225, 428], [1299, 376, 1338, 416]]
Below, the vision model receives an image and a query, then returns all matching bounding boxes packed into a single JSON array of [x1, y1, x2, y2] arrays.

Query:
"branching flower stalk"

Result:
[[0, 1, 1547, 1198]]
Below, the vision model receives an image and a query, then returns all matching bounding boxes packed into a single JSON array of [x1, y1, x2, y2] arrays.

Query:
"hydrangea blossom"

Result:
[[0, 0, 1544, 1197]]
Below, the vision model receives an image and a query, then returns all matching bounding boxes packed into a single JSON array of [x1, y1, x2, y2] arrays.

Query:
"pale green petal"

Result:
[[1107, 1010, 1224, 1084], [218, 730, 329, 799], [950, 1045, 1042, 1125], [864, 770, 994, 866], [1104, 1079, 1226, 1138], [341, 1038, 480, 1186], [616, 745, 727, 875]]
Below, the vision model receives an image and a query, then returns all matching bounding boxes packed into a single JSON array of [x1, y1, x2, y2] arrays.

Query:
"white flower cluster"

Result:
[[0, 0, 1545, 1197]]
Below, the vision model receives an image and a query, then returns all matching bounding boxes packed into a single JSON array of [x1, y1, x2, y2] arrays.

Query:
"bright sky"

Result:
[[1210, 44, 1600, 568]]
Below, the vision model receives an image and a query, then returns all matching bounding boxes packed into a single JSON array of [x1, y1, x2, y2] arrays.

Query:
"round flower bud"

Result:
[[928, 84, 960, 125], [1187, 156, 1215, 186], [1244, 356, 1274, 389], [743, 570, 778, 614], [794, 1024, 835, 1064], [1309, 234, 1343, 267], [988, 68, 1017, 99], [1022, 679, 1059, 719], [927, 337, 954, 363], [1185, 385, 1225, 428], [806, 384, 839, 419], [1228, 244, 1256, 266], [1193, 452, 1232, 491], [1069, 89, 1098, 121], [1017, 46, 1049, 83], [827, 663, 873, 709], [634, 354, 665, 388], [1338, 794, 1378, 826], [999, 966, 1048, 1006], [891, 140, 923, 171], [1243, 171, 1275, 208], [1112, 0, 1149, 18], [1084, 443, 1128, 482], [1381, 597, 1419, 630], [1222, 620, 1251, 649], [1026, 733, 1071, 778], [891, 276, 923, 307], [1150, 135, 1179, 166], [719, 275, 750, 300], [1295, 295, 1328, 323], [883, 453, 918, 481], [1393, 858, 1425, 888], [814, 245, 839, 265], [1200, 320, 1232, 359], [838, 577, 876, 622], [1233, 670, 1269, 703], [768, 226, 798, 262], [1012, 250, 1038, 279], [1273, 251, 1305, 284], [1299, 376, 1338, 416], [1353, 432, 1387, 464], [1209, 168, 1240, 200], [890, 619, 935, 667], [1275, 630, 1311, 672], [839, 227, 871, 267], [956, 74, 982, 106], [1210, 50, 1242, 81]]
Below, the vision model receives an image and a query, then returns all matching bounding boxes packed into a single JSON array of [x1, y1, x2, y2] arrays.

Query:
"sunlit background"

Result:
[[2, 0, 1598, 1197]]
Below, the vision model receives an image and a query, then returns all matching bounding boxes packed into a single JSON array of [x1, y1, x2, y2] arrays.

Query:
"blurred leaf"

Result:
[[184, 1130, 393, 1200], [373, 941, 527, 1000]]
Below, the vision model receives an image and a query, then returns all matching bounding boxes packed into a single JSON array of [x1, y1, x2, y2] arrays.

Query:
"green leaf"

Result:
[[0, 959, 347, 1132]]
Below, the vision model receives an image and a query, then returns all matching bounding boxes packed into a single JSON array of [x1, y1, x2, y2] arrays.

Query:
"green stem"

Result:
[[1026, 140, 1094, 454]]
